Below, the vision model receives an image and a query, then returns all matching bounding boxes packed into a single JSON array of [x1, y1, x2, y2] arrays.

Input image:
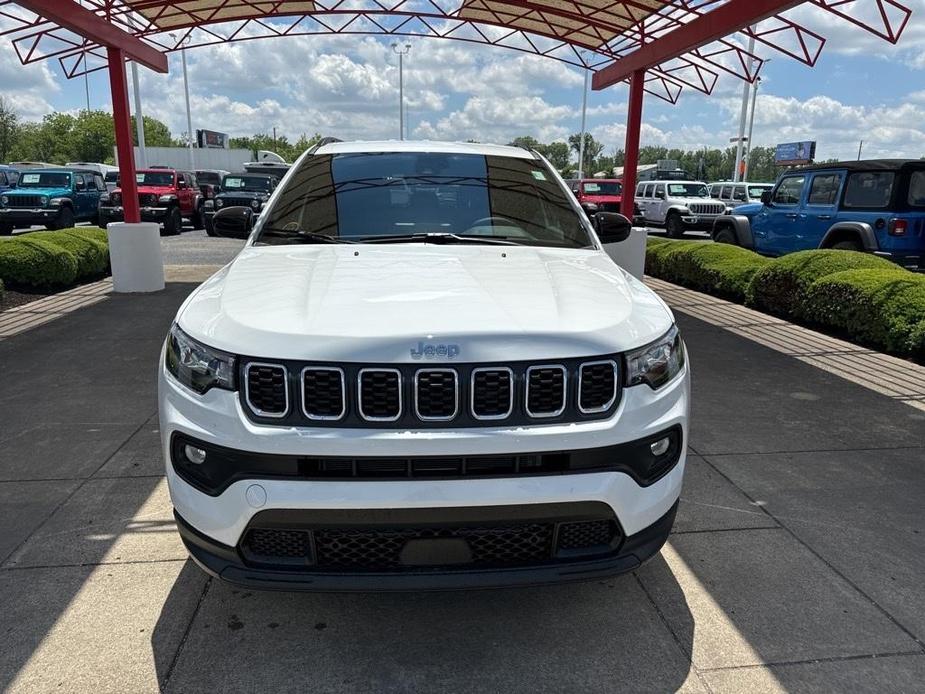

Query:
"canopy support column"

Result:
[[108, 46, 139, 224], [620, 69, 645, 221]]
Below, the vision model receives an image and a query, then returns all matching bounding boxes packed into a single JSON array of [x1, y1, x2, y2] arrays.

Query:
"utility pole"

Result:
[[179, 39, 194, 168], [743, 76, 761, 180], [131, 61, 147, 168], [733, 32, 756, 182], [578, 64, 589, 179], [391, 43, 411, 140], [857, 140, 864, 161]]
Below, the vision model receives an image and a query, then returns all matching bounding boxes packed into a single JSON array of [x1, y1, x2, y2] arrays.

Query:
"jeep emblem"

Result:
[[411, 341, 460, 360]]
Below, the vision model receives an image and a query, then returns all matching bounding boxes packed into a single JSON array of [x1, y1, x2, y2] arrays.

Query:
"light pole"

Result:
[[131, 61, 147, 168], [733, 32, 757, 182], [171, 34, 195, 168], [391, 42, 411, 140], [577, 61, 590, 179]]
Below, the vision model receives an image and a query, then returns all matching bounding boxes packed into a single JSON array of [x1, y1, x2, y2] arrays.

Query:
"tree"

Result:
[[0, 96, 17, 162], [131, 115, 174, 147], [568, 133, 604, 172], [543, 141, 570, 170], [72, 110, 115, 163]]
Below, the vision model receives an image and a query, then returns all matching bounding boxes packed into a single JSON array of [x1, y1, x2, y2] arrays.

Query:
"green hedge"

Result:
[[69, 226, 108, 245], [804, 269, 925, 357], [746, 249, 896, 320], [39, 230, 109, 278], [645, 238, 923, 360], [0, 237, 79, 288]]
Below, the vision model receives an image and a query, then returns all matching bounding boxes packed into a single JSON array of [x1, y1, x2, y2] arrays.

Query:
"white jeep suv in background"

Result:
[[159, 140, 689, 591], [636, 179, 726, 237]]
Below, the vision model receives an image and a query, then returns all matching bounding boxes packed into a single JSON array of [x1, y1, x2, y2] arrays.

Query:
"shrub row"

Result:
[[645, 239, 925, 360], [0, 226, 109, 289]]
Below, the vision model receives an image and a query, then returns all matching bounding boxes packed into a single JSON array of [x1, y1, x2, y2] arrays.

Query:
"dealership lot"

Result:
[[0, 233, 923, 692]]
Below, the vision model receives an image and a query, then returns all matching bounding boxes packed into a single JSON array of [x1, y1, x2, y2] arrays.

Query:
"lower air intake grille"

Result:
[[241, 528, 311, 566], [579, 361, 617, 413], [557, 520, 616, 550], [526, 366, 566, 417], [245, 364, 288, 416], [358, 369, 401, 420], [302, 368, 345, 420]]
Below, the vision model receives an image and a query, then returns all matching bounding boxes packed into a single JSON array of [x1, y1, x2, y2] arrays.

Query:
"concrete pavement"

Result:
[[0, 270, 923, 691]]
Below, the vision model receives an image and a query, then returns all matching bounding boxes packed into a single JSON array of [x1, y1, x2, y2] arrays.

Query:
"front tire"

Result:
[[0, 222, 13, 236], [831, 239, 862, 252], [46, 206, 74, 231], [713, 226, 738, 245], [162, 207, 182, 236], [666, 212, 685, 239]]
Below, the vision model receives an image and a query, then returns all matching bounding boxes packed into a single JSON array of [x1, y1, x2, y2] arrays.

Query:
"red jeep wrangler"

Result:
[[99, 168, 204, 235], [568, 178, 624, 214]]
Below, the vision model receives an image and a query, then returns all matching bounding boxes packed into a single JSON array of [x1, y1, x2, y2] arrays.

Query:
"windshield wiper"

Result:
[[359, 232, 524, 246], [258, 228, 356, 244]]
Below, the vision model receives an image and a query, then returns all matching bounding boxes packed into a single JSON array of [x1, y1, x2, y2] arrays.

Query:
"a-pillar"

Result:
[[620, 69, 645, 221]]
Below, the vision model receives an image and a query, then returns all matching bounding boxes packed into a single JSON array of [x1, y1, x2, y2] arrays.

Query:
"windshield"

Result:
[[667, 183, 709, 198], [196, 171, 221, 185], [256, 152, 593, 248], [18, 172, 70, 188], [748, 185, 771, 198], [581, 181, 622, 195], [104, 171, 119, 183], [136, 171, 175, 186], [222, 175, 272, 192]]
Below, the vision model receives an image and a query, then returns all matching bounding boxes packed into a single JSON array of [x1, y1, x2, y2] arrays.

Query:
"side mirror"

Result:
[[594, 212, 632, 244], [212, 206, 254, 239], [760, 191, 773, 205]]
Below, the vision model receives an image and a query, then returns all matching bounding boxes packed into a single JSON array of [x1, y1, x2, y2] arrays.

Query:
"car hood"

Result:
[[112, 185, 175, 195], [732, 202, 763, 216], [6, 187, 69, 197], [178, 245, 674, 363], [581, 194, 622, 204]]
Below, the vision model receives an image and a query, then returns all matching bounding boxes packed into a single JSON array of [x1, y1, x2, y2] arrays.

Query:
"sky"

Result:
[[2, 3, 925, 163]]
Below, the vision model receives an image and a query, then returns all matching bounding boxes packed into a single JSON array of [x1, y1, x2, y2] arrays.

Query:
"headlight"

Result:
[[0, 195, 7, 206], [40, 196, 48, 205], [165, 324, 236, 394], [204, 199, 214, 210], [626, 325, 685, 389], [158, 194, 176, 204], [214, 198, 224, 208], [250, 198, 260, 209], [99, 193, 110, 204]]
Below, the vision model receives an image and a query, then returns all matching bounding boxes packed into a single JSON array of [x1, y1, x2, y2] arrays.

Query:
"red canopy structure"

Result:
[[0, 0, 913, 220]]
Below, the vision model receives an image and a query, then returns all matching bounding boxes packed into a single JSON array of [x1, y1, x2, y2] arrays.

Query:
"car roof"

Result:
[[795, 159, 925, 173], [579, 178, 621, 183], [313, 139, 537, 159], [649, 180, 707, 185]]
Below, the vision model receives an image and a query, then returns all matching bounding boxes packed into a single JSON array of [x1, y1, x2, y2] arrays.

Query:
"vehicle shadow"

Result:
[[152, 557, 697, 693]]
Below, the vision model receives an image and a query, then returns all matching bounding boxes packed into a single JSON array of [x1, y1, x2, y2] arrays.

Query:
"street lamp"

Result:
[[171, 33, 195, 169], [577, 54, 590, 179], [391, 42, 411, 141], [743, 61, 769, 180]]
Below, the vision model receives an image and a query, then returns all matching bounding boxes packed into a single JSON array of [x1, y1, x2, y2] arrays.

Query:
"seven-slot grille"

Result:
[[358, 369, 401, 421], [526, 365, 567, 418], [302, 367, 345, 420], [242, 358, 620, 425], [5, 194, 45, 208], [139, 193, 159, 206], [220, 196, 257, 208], [689, 202, 725, 215], [245, 363, 288, 417]]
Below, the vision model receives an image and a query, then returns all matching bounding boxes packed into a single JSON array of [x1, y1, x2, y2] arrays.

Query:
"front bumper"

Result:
[[680, 215, 719, 230], [874, 250, 921, 271], [100, 205, 170, 225], [0, 207, 58, 223]]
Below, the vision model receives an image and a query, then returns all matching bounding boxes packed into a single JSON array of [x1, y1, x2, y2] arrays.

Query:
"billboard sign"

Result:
[[196, 129, 229, 149], [775, 141, 816, 166]]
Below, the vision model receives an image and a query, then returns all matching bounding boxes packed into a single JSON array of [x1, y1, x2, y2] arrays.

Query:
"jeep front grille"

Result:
[[221, 197, 257, 208], [239, 357, 621, 427], [5, 195, 44, 208], [689, 202, 725, 215], [139, 193, 159, 206]]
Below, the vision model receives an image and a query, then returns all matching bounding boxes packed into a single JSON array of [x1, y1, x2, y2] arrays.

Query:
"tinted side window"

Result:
[[733, 186, 747, 201], [709, 186, 720, 198], [773, 176, 805, 204], [807, 174, 840, 205], [843, 172, 894, 209], [0, 173, 6, 186], [907, 171, 925, 207], [636, 183, 644, 197], [94, 175, 105, 191], [74, 174, 86, 191]]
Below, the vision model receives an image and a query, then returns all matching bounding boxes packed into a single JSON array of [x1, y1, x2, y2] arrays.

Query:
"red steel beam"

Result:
[[14, 0, 167, 72], [592, 0, 804, 90], [108, 47, 140, 224], [620, 69, 645, 220]]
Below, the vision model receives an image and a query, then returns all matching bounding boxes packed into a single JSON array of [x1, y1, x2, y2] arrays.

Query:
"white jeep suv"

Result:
[[159, 140, 689, 590], [636, 180, 726, 237]]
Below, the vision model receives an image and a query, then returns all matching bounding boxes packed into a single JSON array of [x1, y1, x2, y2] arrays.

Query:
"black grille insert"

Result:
[[526, 366, 566, 417], [579, 360, 617, 413], [358, 369, 401, 421], [241, 528, 312, 566], [471, 368, 513, 419], [245, 364, 288, 416], [557, 520, 617, 551], [5, 194, 44, 208], [302, 367, 345, 420], [414, 369, 458, 420]]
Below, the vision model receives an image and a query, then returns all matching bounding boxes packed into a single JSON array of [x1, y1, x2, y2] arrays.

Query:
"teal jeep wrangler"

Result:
[[0, 168, 105, 235]]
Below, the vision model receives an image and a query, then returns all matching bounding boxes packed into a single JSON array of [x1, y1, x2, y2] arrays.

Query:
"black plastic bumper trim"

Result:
[[174, 500, 677, 592]]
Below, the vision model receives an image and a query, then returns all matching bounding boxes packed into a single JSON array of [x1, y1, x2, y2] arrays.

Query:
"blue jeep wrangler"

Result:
[[0, 165, 19, 194], [0, 167, 105, 235], [712, 159, 925, 269]]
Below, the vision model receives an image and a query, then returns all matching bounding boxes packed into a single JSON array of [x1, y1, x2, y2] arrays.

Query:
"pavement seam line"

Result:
[[632, 571, 715, 693], [696, 452, 925, 654], [161, 573, 213, 692], [0, 412, 157, 568], [696, 649, 925, 673], [0, 557, 188, 572]]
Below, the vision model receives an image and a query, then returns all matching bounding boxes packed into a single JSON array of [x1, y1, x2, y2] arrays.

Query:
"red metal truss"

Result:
[[811, 0, 911, 43]]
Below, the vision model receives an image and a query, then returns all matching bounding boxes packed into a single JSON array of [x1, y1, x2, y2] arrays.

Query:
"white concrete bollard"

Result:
[[603, 227, 648, 280], [106, 222, 165, 293]]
